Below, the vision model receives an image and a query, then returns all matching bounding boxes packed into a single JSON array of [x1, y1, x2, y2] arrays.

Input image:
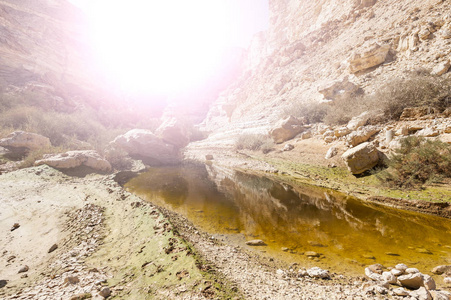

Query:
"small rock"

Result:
[[64, 276, 80, 285], [48, 244, 58, 253], [431, 265, 451, 275], [406, 268, 420, 274], [70, 293, 92, 300], [325, 146, 338, 159], [368, 264, 384, 274], [305, 251, 320, 258], [205, 154, 214, 160], [430, 290, 451, 300], [306, 267, 330, 279], [281, 247, 289, 252], [393, 287, 409, 296], [422, 274, 436, 291], [395, 264, 408, 272], [20, 274, 28, 279], [398, 272, 424, 289], [409, 286, 432, 300], [6, 256, 16, 263], [444, 277, 451, 284], [382, 271, 397, 284], [10, 223, 20, 231], [391, 269, 404, 276], [0, 280, 7, 288], [385, 252, 400, 256], [283, 144, 294, 151], [18, 265, 29, 273], [99, 287, 111, 298], [245, 240, 266, 246]]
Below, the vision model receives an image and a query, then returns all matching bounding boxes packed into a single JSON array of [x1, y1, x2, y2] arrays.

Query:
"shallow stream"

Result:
[[126, 163, 451, 278]]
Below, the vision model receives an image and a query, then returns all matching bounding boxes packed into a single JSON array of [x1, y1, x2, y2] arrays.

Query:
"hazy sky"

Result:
[[69, 0, 269, 48]]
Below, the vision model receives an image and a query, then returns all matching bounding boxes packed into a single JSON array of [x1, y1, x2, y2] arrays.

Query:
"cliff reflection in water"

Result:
[[126, 163, 451, 274]]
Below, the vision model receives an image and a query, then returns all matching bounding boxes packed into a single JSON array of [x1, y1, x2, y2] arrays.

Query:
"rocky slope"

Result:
[[198, 0, 451, 142]]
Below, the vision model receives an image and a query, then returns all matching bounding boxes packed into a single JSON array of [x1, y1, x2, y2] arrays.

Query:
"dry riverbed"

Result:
[[0, 165, 449, 299]]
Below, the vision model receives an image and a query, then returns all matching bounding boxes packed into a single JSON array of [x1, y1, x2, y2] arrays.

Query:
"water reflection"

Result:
[[126, 163, 451, 275]]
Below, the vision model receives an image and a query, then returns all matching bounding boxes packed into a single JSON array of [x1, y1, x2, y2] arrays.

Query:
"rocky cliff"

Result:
[[0, 0, 104, 98], [200, 0, 451, 143]]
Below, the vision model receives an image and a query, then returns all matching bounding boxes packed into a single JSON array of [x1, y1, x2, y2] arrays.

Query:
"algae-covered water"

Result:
[[126, 163, 451, 276]]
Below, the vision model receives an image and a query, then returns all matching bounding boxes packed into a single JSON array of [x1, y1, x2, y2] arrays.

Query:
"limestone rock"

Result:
[[409, 287, 432, 300], [393, 287, 409, 296], [270, 116, 305, 144], [400, 107, 438, 120], [18, 265, 29, 273], [347, 111, 370, 131], [416, 128, 439, 137], [306, 267, 330, 279], [342, 142, 380, 174], [0, 131, 51, 151], [155, 117, 191, 148], [325, 146, 338, 159], [431, 265, 451, 275], [283, 144, 295, 151], [382, 271, 397, 284], [431, 60, 450, 76], [111, 129, 181, 166], [445, 277, 451, 284], [346, 126, 380, 147], [99, 287, 111, 298], [421, 274, 436, 291], [398, 272, 424, 289], [318, 77, 361, 101], [348, 43, 390, 73], [365, 267, 382, 281], [430, 291, 451, 300], [406, 268, 420, 274], [391, 268, 404, 276], [245, 239, 267, 246], [395, 264, 408, 272], [35, 150, 112, 173], [335, 127, 351, 138], [305, 251, 320, 258]]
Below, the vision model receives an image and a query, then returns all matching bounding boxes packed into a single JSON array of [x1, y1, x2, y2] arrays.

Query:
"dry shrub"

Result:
[[321, 72, 451, 126], [378, 136, 451, 188], [284, 100, 329, 124], [235, 134, 274, 153]]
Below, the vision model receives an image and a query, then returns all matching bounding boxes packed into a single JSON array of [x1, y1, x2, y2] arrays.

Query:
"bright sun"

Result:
[[83, 0, 244, 95]]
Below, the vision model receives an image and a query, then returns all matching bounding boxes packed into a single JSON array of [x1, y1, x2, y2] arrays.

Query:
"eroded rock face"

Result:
[[270, 116, 305, 144], [318, 77, 361, 101], [348, 43, 390, 73], [35, 150, 111, 172], [111, 129, 181, 166], [155, 117, 191, 148], [342, 142, 380, 174], [0, 131, 51, 151]]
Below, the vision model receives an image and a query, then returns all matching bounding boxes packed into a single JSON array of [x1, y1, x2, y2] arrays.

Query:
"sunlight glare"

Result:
[[86, 0, 232, 95]]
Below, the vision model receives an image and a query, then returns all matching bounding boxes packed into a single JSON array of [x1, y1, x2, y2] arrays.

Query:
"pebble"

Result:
[[10, 223, 20, 231], [18, 265, 29, 273], [99, 287, 111, 298], [48, 243, 58, 253]]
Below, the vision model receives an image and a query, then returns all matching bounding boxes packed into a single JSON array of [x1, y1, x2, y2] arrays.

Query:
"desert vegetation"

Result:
[[234, 133, 274, 153], [288, 72, 451, 126], [378, 136, 451, 189]]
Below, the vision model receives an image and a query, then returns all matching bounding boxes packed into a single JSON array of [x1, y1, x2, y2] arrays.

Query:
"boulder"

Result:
[[346, 126, 380, 147], [306, 267, 330, 279], [431, 60, 450, 76], [348, 44, 390, 73], [0, 131, 51, 151], [416, 128, 439, 137], [318, 77, 361, 101], [382, 271, 397, 284], [335, 127, 351, 138], [155, 117, 191, 148], [111, 129, 181, 166], [431, 265, 451, 275], [347, 111, 370, 131], [270, 116, 305, 144], [398, 272, 424, 289], [35, 150, 111, 172], [342, 142, 380, 174]]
